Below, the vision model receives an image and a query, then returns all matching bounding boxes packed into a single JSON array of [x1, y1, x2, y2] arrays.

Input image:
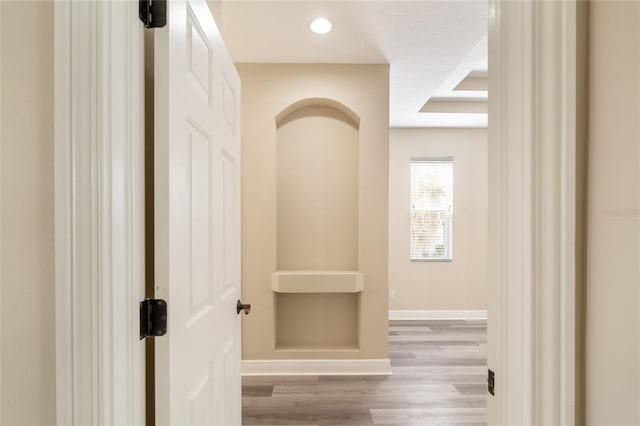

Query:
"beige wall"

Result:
[[206, 0, 222, 26], [389, 128, 487, 310], [277, 113, 359, 271], [238, 63, 389, 359], [0, 1, 56, 424], [586, 2, 640, 424]]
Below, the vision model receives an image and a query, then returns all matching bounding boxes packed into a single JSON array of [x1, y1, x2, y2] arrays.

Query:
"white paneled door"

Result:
[[154, 0, 242, 424]]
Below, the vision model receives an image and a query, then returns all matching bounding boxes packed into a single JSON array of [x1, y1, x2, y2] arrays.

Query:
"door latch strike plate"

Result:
[[488, 368, 495, 396]]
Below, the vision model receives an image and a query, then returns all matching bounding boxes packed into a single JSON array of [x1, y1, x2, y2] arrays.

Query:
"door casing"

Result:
[[487, 1, 583, 424], [54, 1, 145, 424]]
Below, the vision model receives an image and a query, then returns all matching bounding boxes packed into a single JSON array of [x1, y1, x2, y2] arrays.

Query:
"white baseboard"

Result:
[[242, 358, 392, 376], [389, 309, 488, 320]]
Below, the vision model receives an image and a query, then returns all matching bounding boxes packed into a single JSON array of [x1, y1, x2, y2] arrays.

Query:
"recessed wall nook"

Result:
[[273, 99, 362, 350]]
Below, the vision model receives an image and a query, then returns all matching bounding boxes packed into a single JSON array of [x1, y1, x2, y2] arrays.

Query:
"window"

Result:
[[410, 158, 453, 261]]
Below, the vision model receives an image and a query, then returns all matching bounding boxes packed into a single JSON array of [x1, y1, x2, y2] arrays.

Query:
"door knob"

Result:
[[237, 300, 251, 315]]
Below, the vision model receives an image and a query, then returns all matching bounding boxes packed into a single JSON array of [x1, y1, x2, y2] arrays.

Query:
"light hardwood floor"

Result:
[[242, 320, 488, 425]]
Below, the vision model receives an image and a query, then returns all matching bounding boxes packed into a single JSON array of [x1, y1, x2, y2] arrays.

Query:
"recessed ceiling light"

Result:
[[310, 17, 332, 34]]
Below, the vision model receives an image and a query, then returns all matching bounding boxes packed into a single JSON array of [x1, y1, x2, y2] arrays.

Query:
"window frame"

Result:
[[409, 157, 454, 262]]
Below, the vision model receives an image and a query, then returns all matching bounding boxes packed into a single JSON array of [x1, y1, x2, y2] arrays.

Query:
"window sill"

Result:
[[410, 258, 453, 262]]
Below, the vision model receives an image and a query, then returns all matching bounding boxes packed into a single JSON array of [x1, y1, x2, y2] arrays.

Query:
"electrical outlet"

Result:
[[389, 290, 396, 299]]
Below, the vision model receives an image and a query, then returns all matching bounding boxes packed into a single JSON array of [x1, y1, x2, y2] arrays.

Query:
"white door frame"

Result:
[[53, 0, 582, 424], [487, 1, 580, 424], [54, 1, 145, 424]]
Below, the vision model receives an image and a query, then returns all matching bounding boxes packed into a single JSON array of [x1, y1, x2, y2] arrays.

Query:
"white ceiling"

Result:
[[216, 1, 488, 128]]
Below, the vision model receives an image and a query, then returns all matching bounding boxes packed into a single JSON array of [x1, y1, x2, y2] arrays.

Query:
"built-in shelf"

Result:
[[275, 344, 360, 352], [271, 271, 364, 293]]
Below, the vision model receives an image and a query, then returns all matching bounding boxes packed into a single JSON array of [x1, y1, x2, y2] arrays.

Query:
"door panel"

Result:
[[154, 0, 242, 424]]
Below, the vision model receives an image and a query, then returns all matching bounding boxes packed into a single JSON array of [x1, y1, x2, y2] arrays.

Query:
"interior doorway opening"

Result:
[[51, 1, 583, 425]]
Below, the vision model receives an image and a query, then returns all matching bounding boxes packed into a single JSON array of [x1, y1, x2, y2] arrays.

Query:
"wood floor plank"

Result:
[[391, 366, 486, 376], [391, 358, 486, 367], [243, 375, 320, 386], [244, 394, 409, 410], [402, 394, 486, 409], [389, 341, 480, 348], [453, 384, 488, 396], [388, 352, 417, 360], [319, 374, 485, 385], [272, 383, 459, 396], [412, 352, 486, 360], [388, 326, 434, 332], [242, 385, 275, 397], [243, 406, 374, 425], [370, 408, 486, 425], [388, 335, 486, 342]]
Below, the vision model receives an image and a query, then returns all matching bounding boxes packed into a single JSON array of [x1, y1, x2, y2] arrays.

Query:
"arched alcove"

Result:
[[276, 99, 360, 271], [276, 98, 360, 129], [274, 98, 362, 350]]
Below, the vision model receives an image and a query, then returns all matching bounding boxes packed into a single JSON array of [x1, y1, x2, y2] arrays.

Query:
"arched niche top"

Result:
[[275, 98, 360, 130]]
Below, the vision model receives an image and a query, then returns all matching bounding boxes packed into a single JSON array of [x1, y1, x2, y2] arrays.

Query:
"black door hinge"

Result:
[[139, 0, 167, 29], [140, 299, 168, 340], [488, 369, 495, 396]]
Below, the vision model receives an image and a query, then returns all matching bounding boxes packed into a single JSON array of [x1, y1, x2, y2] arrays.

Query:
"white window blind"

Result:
[[410, 159, 453, 260]]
